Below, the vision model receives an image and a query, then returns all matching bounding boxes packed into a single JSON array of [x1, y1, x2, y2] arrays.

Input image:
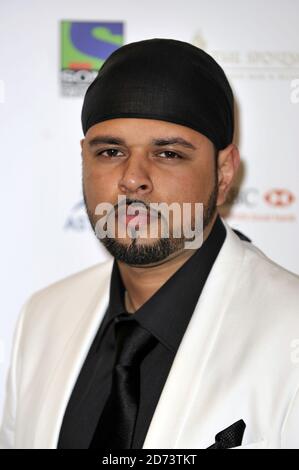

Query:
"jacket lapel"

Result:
[[142, 222, 246, 448], [33, 260, 114, 449]]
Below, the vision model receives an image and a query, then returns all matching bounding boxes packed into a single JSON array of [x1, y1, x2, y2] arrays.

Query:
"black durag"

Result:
[[81, 38, 234, 150]]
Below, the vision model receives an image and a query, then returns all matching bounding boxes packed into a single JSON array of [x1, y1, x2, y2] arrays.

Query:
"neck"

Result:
[[118, 214, 218, 313]]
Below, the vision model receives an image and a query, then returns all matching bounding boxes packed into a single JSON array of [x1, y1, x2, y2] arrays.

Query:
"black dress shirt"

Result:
[[57, 215, 227, 449]]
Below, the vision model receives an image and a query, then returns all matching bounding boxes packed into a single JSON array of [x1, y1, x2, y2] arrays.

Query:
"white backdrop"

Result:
[[0, 0, 298, 420]]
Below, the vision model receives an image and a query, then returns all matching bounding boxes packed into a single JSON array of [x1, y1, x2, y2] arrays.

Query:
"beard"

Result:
[[83, 178, 218, 267]]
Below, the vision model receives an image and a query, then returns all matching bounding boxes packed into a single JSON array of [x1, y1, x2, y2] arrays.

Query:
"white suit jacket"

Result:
[[1, 220, 299, 449]]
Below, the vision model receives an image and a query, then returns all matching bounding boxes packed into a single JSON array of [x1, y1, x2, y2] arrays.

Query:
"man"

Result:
[[1, 38, 299, 450]]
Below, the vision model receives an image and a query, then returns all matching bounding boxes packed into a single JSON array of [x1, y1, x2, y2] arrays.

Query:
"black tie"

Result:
[[89, 317, 156, 449]]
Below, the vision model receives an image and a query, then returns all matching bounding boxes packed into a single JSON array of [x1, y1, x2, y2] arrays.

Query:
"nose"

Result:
[[118, 151, 153, 197]]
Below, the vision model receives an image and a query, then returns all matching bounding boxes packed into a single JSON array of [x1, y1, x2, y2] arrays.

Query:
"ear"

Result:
[[216, 143, 240, 207], [80, 138, 85, 158]]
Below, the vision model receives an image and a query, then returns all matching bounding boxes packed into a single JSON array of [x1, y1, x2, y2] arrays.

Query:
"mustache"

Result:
[[115, 197, 150, 212], [113, 198, 161, 219]]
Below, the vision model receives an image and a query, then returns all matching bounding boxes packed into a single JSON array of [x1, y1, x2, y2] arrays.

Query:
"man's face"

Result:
[[81, 118, 221, 266]]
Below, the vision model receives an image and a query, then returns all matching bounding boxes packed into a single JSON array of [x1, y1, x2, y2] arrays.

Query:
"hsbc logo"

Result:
[[223, 187, 296, 208], [264, 189, 295, 207]]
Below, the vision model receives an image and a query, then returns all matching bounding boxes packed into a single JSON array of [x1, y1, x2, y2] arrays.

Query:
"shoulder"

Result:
[[242, 238, 299, 299], [18, 258, 114, 335], [221, 220, 299, 345], [29, 258, 113, 305], [223, 219, 299, 299]]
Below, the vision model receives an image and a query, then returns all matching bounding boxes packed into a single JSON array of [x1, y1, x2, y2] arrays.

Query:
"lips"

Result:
[[117, 204, 158, 227], [125, 212, 149, 225], [125, 206, 150, 226]]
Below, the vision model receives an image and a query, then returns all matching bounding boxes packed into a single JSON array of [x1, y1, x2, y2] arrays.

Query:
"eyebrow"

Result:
[[87, 135, 197, 150], [152, 137, 197, 150]]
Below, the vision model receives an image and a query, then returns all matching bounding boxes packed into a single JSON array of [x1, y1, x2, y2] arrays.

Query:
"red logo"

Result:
[[264, 189, 295, 207]]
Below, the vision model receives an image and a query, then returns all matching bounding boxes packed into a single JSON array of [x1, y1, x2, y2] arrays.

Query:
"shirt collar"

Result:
[[105, 215, 226, 353]]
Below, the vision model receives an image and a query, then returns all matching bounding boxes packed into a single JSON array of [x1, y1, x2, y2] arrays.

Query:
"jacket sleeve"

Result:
[[0, 297, 30, 449], [281, 384, 299, 449]]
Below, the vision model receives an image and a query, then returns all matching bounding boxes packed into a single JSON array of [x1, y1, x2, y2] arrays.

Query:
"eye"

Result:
[[158, 151, 182, 159], [95, 148, 124, 158]]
